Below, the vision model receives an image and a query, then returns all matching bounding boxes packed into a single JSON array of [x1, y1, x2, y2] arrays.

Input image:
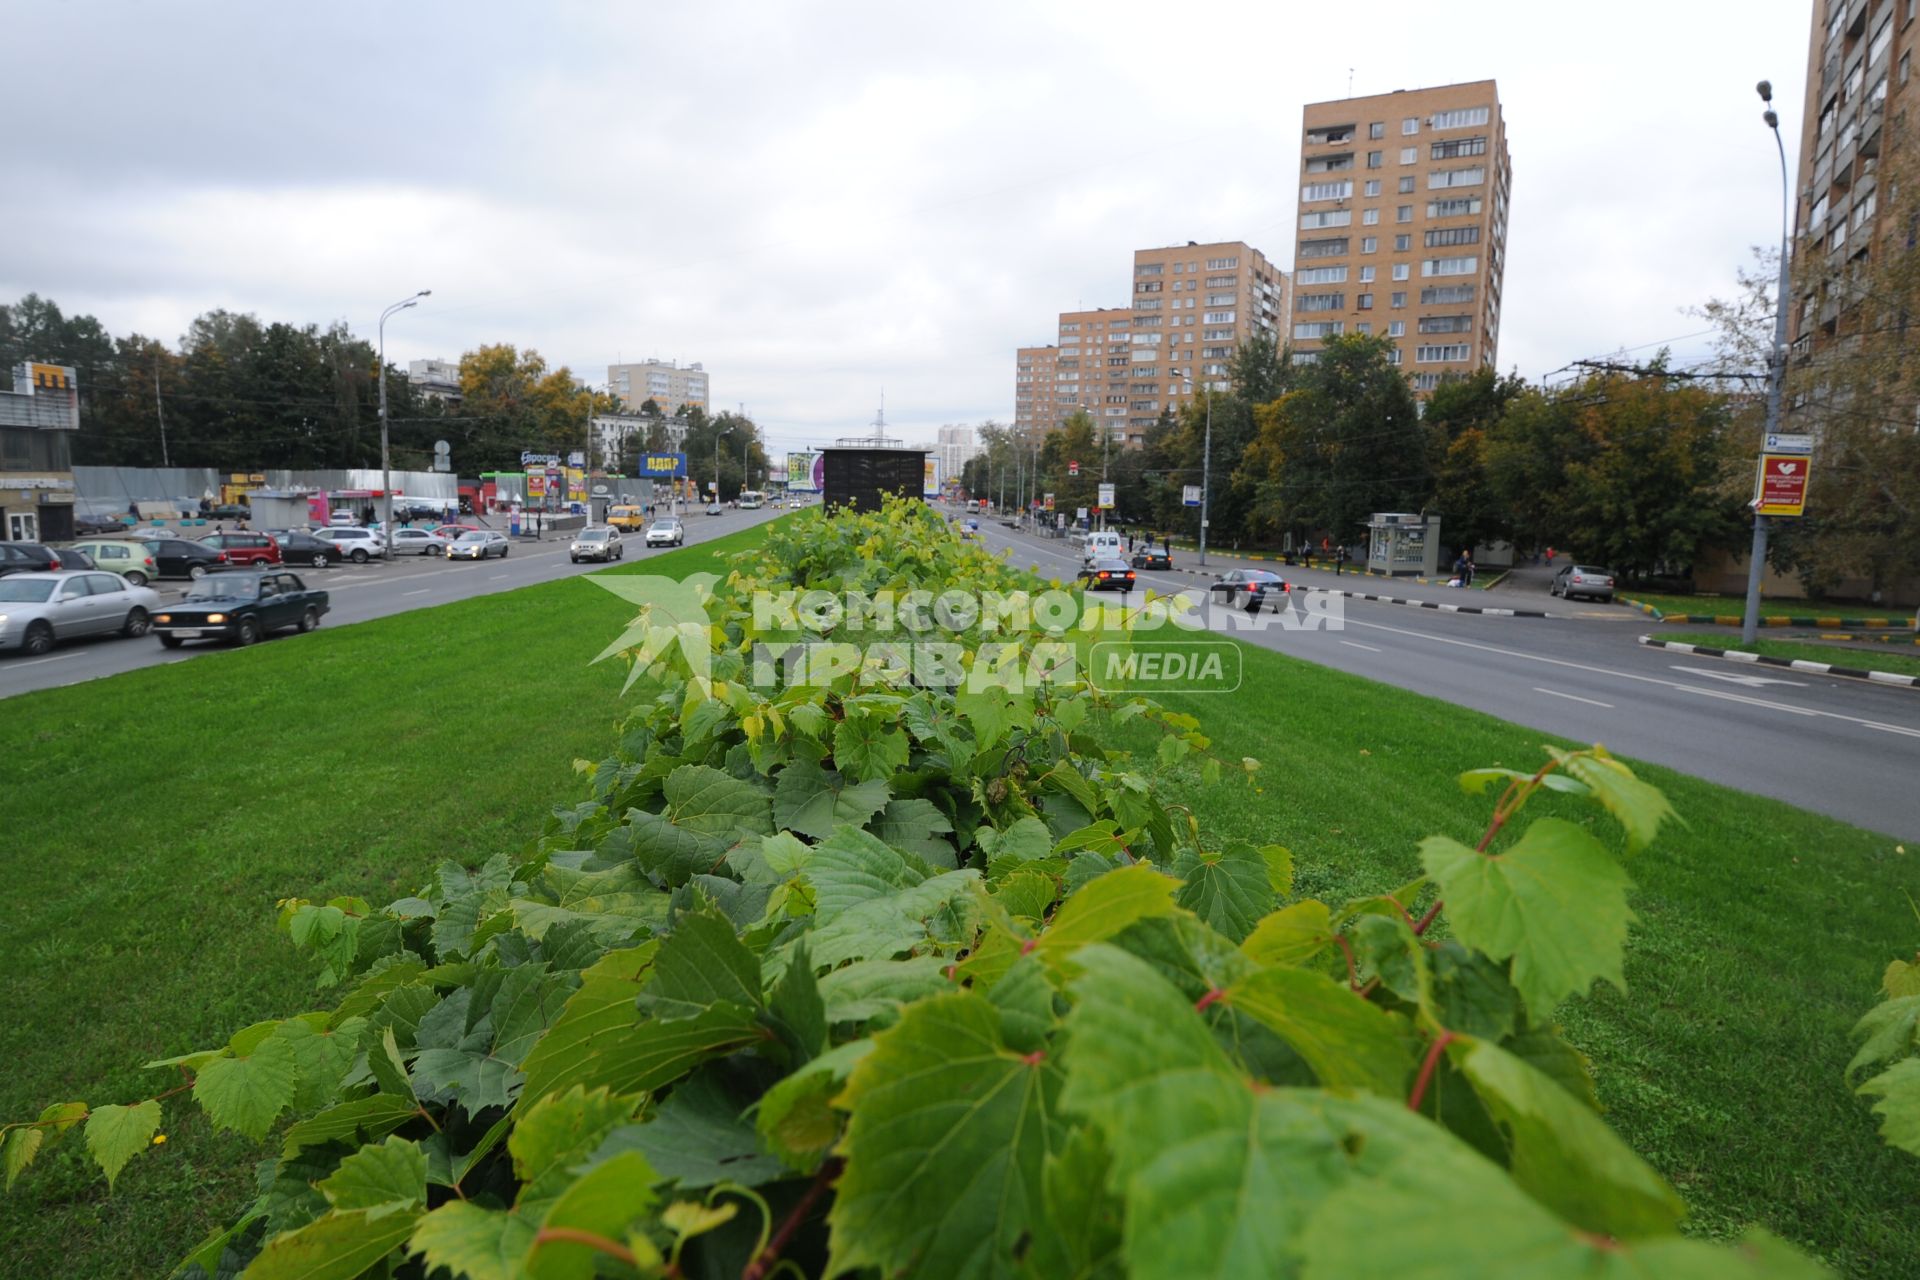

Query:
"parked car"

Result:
[[1208, 568, 1290, 612], [570, 528, 624, 563], [152, 570, 329, 648], [388, 528, 452, 557], [70, 538, 161, 585], [0, 571, 159, 654], [1551, 564, 1615, 602], [141, 538, 229, 580], [269, 530, 345, 567], [1130, 547, 1173, 570], [54, 547, 99, 571], [311, 527, 387, 563], [0, 542, 63, 578], [73, 511, 126, 536], [202, 503, 251, 521], [608, 506, 647, 531], [1078, 557, 1137, 592], [446, 530, 510, 560], [645, 518, 685, 548], [199, 532, 283, 566], [328, 510, 362, 527]]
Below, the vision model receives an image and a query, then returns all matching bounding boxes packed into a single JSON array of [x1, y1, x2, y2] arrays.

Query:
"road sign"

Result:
[[1181, 485, 1201, 507], [1097, 482, 1115, 509], [1755, 453, 1810, 517], [1068, 460, 1080, 477], [1043, 492, 1055, 512], [1765, 432, 1813, 455]]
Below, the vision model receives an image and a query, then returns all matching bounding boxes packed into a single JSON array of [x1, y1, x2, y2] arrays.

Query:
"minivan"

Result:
[[1081, 530, 1123, 566]]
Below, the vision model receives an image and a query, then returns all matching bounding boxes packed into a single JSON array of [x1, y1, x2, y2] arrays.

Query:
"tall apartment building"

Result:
[[1014, 345, 1059, 431], [1128, 242, 1289, 437], [935, 423, 980, 482], [1291, 81, 1511, 391], [1055, 307, 1136, 442], [406, 358, 462, 403], [1791, 0, 1915, 347], [607, 359, 710, 415]]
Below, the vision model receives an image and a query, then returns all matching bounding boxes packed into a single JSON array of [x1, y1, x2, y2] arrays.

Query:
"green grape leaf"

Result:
[[757, 1039, 873, 1172], [829, 992, 1065, 1280], [1051, 820, 1127, 859], [281, 1093, 422, 1159], [1458, 767, 1590, 797], [248, 1206, 421, 1280], [1224, 967, 1414, 1096], [774, 758, 892, 839], [517, 944, 657, 1106], [1450, 1036, 1684, 1238], [194, 1030, 299, 1142], [834, 713, 911, 782], [978, 816, 1054, 865], [1241, 900, 1333, 968], [317, 1136, 428, 1219], [1859, 1057, 1920, 1156], [1849, 995, 1920, 1078], [818, 955, 954, 1025], [526, 1150, 660, 1280], [1886, 958, 1920, 999], [275, 1015, 367, 1112], [1173, 841, 1277, 943], [368, 1026, 417, 1100], [645, 903, 762, 1017], [1428, 941, 1521, 1041], [996, 868, 1060, 921], [1420, 819, 1634, 1018], [1034, 863, 1182, 970], [599, 1070, 784, 1189], [956, 685, 1030, 754], [1297, 1124, 1823, 1280], [869, 798, 958, 865], [663, 763, 773, 837], [408, 1201, 534, 1280], [903, 692, 973, 762], [83, 1099, 161, 1192], [768, 939, 828, 1059], [4, 1101, 85, 1190], [804, 825, 931, 922], [1352, 913, 1431, 1009], [1503, 1028, 1602, 1112], [510, 1086, 640, 1208], [1024, 1123, 1123, 1280], [1553, 747, 1678, 853]]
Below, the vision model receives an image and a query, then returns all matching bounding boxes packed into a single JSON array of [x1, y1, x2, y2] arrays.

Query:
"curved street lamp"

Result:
[[1171, 370, 1214, 566], [1740, 82, 1791, 645], [378, 290, 431, 558]]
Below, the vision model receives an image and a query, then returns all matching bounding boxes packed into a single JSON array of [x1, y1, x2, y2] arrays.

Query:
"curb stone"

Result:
[[1151, 568, 1550, 617], [1637, 634, 1920, 689], [1618, 595, 1915, 630]]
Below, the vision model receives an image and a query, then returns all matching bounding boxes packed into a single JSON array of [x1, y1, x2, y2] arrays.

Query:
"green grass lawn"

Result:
[[3, 522, 1917, 1278], [1623, 590, 1918, 624], [1660, 630, 1920, 680], [0, 527, 769, 1279]]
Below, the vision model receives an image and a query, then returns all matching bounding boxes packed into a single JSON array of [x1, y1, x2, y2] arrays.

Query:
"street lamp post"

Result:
[[1174, 371, 1214, 566], [1742, 80, 1792, 647], [377, 290, 431, 560]]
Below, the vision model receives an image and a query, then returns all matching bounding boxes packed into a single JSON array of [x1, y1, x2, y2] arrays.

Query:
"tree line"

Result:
[[0, 294, 767, 483]]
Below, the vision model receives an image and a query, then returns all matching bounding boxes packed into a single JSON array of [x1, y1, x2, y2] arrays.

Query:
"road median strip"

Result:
[[1638, 634, 1920, 689], [1619, 594, 1915, 629]]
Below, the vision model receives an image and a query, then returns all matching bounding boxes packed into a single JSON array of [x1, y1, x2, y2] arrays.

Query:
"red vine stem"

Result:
[[1331, 935, 1360, 990], [741, 1157, 842, 1280], [530, 1227, 638, 1267], [1407, 1031, 1457, 1111], [1412, 760, 1567, 937]]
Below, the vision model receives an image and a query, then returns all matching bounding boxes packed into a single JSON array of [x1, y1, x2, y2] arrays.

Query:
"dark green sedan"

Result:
[[152, 570, 330, 648]]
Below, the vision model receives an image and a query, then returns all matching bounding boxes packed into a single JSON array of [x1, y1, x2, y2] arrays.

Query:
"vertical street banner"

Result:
[[923, 457, 940, 497], [1754, 454, 1811, 517], [1097, 482, 1115, 510], [786, 451, 819, 493]]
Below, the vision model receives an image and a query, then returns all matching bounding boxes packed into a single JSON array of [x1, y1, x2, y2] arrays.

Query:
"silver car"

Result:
[[0, 571, 161, 655], [386, 527, 452, 557], [645, 518, 685, 548], [312, 527, 388, 563], [446, 530, 510, 560], [570, 528, 624, 563], [1551, 563, 1615, 602]]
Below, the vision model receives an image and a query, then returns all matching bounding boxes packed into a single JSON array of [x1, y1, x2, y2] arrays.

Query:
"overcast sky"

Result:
[[3, 0, 1809, 454]]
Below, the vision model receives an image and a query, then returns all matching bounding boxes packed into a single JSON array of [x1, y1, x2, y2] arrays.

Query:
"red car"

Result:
[[200, 532, 283, 567], [430, 524, 481, 541]]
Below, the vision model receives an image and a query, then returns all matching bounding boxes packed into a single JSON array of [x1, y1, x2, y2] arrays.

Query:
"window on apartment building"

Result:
[[1136, 299, 1162, 310], [1299, 237, 1350, 258], [1416, 344, 1471, 362], [1902, 50, 1911, 85], [1358, 265, 1376, 283], [1361, 236, 1378, 253], [1421, 284, 1476, 304], [1361, 208, 1380, 226], [1206, 293, 1236, 305], [1303, 180, 1354, 202], [1203, 310, 1238, 323], [1429, 167, 1486, 189], [1425, 225, 1482, 247], [1202, 328, 1233, 340], [1390, 291, 1406, 308], [1207, 257, 1239, 268], [1871, 14, 1893, 64], [1400, 146, 1418, 164], [1430, 106, 1491, 129], [1358, 293, 1375, 309], [1355, 322, 1373, 335], [1418, 315, 1474, 334], [1428, 196, 1483, 218], [1304, 154, 1356, 173], [1206, 275, 1235, 287], [1395, 205, 1413, 223], [1392, 262, 1411, 280], [1293, 322, 1344, 340], [1369, 121, 1386, 139], [1422, 256, 1478, 277], [1364, 179, 1382, 197], [1388, 320, 1406, 336], [1399, 176, 1416, 194], [1134, 264, 1162, 276], [1402, 116, 1420, 134], [1367, 150, 1383, 168], [1301, 210, 1353, 229], [1393, 235, 1412, 252], [1296, 293, 1344, 312], [1296, 266, 1348, 284], [1430, 136, 1489, 161]]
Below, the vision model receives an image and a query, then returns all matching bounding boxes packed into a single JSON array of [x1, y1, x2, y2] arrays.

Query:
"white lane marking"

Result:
[[16, 652, 79, 667], [1670, 664, 1807, 688], [1340, 640, 1383, 653], [403, 588, 431, 597], [1332, 613, 1920, 739], [489, 573, 509, 580], [1534, 687, 1614, 709]]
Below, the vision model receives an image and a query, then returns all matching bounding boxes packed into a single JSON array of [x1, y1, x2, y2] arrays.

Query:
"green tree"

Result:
[[1423, 369, 1528, 554]]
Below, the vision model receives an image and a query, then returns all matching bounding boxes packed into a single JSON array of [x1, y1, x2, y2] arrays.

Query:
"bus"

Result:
[[739, 490, 766, 509]]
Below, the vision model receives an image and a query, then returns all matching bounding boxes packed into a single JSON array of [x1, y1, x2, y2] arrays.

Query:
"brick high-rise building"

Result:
[[1014, 344, 1059, 431], [1054, 307, 1135, 443], [607, 359, 710, 416], [1290, 81, 1511, 392], [1128, 242, 1289, 437], [1790, 0, 1914, 348]]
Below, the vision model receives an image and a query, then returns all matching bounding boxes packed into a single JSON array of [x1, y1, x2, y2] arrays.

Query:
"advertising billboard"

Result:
[[1755, 454, 1811, 517], [923, 457, 940, 497], [638, 452, 688, 479], [786, 451, 820, 492]]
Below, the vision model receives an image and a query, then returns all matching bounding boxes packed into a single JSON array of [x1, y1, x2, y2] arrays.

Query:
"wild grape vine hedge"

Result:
[[1852, 923, 1920, 1161], [4, 498, 1827, 1278]]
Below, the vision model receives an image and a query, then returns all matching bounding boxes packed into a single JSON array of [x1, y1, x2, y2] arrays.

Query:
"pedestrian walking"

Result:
[[1161, 532, 1170, 554], [1452, 552, 1469, 585], [1545, 546, 1556, 566], [1335, 544, 1347, 576], [1464, 554, 1476, 586]]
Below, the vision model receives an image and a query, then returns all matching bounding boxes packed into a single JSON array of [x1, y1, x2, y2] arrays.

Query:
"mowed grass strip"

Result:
[[0, 527, 767, 1280], [1624, 590, 1917, 624], [1119, 640, 1919, 1278], [1660, 630, 1920, 680]]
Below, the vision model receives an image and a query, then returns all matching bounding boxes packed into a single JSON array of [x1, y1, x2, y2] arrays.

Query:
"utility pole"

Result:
[[1743, 80, 1793, 647], [153, 355, 170, 468], [378, 290, 431, 560]]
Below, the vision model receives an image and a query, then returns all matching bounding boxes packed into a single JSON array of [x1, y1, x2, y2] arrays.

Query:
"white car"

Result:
[[387, 528, 452, 557], [570, 528, 624, 563], [446, 530, 510, 560], [311, 528, 388, 563], [328, 511, 359, 527], [645, 518, 685, 548], [0, 571, 161, 655]]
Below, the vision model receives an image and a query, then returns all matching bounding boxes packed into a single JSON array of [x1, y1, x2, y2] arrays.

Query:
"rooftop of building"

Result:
[[1303, 78, 1499, 108]]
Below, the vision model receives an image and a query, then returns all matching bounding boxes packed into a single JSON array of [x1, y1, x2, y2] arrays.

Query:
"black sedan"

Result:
[[0, 542, 63, 578], [1207, 568, 1290, 612], [271, 530, 344, 568], [142, 537, 228, 580], [1130, 548, 1173, 570], [152, 570, 329, 648], [1078, 557, 1137, 593]]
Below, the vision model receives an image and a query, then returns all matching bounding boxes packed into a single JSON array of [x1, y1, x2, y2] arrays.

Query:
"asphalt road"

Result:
[[0, 507, 784, 702], [970, 518, 1920, 841]]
